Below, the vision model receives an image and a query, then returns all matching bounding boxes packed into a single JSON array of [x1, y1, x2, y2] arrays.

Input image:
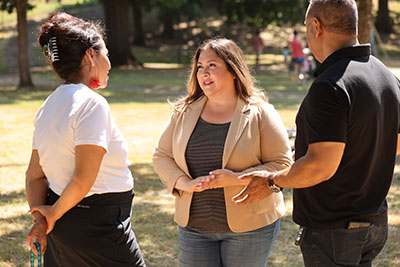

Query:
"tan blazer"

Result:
[[153, 96, 293, 232]]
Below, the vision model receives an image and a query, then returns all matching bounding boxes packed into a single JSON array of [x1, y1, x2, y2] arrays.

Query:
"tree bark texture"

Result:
[[103, 0, 141, 66], [16, 0, 34, 89], [132, 0, 145, 46], [357, 0, 373, 44], [161, 14, 174, 39], [375, 0, 392, 34]]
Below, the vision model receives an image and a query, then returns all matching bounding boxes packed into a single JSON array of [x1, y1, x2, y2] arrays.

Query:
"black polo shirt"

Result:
[[293, 44, 400, 229]]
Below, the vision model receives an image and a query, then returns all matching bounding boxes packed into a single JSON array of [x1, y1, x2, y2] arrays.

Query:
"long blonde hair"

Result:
[[174, 37, 267, 111]]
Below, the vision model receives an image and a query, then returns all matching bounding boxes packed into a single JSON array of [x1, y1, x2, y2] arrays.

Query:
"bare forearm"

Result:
[[26, 176, 48, 207], [26, 177, 49, 221], [51, 177, 93, 219], [273, 142, 344, 189], [274, 156, 332, 189]]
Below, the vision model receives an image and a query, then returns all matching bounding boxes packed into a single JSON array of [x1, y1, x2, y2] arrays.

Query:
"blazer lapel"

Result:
[[222, 97, 250, 167], [175, 96, 207, 177]]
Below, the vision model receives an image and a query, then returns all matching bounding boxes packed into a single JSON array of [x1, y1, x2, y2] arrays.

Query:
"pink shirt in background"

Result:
[[291, 37, 303, 58]]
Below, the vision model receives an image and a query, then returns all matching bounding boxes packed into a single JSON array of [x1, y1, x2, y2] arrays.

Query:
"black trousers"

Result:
[[300, 223, 388, 267], [44, 189, 146, 267]]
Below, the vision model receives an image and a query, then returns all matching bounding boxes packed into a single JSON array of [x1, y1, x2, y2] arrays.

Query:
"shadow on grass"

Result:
[[131, 195, 179, 267], [1, 172, 399, 266], [0, 83, 185, 105], [129, 161, 305, 266], [130, 163, 166, 194], [0, 61, 310, 106], [0, 190, 26, 206], [0, 190, 31, 266], [0, 227, 31, 266], [0, 85, 305, 110]]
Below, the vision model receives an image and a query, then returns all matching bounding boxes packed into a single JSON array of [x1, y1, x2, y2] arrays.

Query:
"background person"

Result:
[[250, 29, 264, 69], [25, 12, 145, 266], [234, 1, 400, 266], [282, 45, 290, 69], [153, 37, 292, 267], [290, 30, 305, 86]]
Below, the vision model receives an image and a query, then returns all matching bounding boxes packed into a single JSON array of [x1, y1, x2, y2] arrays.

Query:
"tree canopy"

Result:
[[217, 0, 309, 28]]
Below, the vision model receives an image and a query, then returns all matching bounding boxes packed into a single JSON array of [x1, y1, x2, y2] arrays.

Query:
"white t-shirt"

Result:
[[32, 83, 133, 196]]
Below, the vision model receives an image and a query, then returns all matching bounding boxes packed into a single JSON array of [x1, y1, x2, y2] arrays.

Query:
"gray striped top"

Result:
[[186, 117, 232, 233]]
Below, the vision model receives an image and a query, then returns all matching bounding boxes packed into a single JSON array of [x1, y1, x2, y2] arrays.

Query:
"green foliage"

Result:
[[0, 0, 34, 13], [1, 71, 400, 265], [217, 0, 309, 28], [155, 0, 203, 23]]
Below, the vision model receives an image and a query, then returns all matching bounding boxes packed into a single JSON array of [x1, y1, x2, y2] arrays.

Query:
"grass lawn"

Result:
[[0, 0, 399, 264], [1, 65, 400, 267]]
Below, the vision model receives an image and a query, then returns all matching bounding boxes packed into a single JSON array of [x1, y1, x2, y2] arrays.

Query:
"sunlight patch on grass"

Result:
[[110, 102, 171, 163], [389, 0, 400, 12], [0, 167, 28, 194], [389, 67, 400, 79], [0, 203, 29, 219], [1, 74, 400, 266], [245, 53, 284, 66], [136, 197, 175, 215], [143, 63, 184, 69], [0, 220, 28, 236]]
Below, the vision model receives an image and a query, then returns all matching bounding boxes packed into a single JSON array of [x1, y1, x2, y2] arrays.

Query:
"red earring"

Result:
[[90, 78, 100, 89]]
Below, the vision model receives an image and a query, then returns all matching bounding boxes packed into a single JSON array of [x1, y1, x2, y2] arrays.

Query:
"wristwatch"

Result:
[[268, 175, 282, 193]]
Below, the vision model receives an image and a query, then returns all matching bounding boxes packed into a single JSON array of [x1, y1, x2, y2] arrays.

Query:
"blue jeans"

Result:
[[300, 224, 388, 267], [178, 219, 280, 267]]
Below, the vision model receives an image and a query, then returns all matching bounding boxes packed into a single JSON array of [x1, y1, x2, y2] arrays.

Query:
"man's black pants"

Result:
[[300, 223, 388, 267]]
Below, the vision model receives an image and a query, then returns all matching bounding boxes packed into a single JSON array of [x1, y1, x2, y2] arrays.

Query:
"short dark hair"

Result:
[[308, 0, 358, 36], [38, 12, 104, 81]]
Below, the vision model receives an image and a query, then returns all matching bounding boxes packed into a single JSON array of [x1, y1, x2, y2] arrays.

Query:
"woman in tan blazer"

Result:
[[153, 38, 292, 267]]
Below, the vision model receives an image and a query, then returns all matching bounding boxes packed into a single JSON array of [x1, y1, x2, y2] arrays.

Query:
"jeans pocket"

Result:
[[331, 227, 370, 265]]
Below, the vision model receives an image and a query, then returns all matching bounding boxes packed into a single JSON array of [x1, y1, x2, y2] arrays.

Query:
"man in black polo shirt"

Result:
[[233, 0, 400, 266]]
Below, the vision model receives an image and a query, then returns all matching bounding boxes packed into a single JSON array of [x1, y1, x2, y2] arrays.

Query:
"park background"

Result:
[[0, 0, 399, 266]]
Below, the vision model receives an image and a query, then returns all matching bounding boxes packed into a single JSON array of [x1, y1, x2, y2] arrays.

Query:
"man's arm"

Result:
[[273, 141, 345, 188], [233, 141, 345, 204]]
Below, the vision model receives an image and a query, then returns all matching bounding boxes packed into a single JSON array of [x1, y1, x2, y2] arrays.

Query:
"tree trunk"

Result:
[[16, 0, 34, 90], [161, 13, 174, 39], [375, 0, 392, 34], [132, 0, 145, 46], [357, 0, 373, 44], [103, 0, 142, 66]]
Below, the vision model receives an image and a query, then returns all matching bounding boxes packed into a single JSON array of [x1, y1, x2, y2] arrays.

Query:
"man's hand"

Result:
[[232, 172, 273, 204], [27, 216, 48, 256], [206, 169, 248, 189]]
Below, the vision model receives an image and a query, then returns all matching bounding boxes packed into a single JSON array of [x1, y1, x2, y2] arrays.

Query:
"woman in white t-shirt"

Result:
[[25, 12, 145, 266]]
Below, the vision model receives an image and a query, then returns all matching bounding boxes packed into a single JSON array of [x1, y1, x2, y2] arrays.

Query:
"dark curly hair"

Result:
[[38, 12, 104, 81]]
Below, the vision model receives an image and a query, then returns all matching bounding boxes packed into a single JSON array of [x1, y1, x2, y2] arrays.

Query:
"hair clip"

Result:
[[47, 37, 60, 62]]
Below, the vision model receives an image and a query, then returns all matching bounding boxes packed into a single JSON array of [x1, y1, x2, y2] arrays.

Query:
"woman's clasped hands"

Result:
[[28, 205, 61, 234], [175, 169, 253, 193]]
